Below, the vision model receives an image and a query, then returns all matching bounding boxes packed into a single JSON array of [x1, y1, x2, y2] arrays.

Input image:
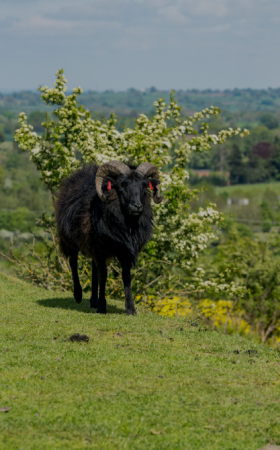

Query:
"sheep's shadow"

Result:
[[37, 296, 126, 315]]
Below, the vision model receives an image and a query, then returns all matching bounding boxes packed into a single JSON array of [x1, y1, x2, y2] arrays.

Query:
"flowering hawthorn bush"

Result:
[[13, 69, 249, 301]]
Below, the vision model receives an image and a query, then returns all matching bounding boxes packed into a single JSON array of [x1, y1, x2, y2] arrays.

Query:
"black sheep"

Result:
[[55, 161, 163, 315]]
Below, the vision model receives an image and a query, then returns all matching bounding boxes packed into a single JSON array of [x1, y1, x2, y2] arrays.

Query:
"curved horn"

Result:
[[136, 162, 163, 204], [136, 162, 159, 179], [96, 160, 130, 201]]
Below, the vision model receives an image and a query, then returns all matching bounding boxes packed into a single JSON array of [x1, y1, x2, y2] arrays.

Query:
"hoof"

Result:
[[97, 309, 107, 315], [126, 309, 137, 316], [74, 287, 82, 304], [90, 297, 98, 309]]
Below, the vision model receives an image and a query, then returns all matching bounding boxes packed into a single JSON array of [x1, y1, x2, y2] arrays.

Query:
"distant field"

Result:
[[212, 182, 280, 229], [216, 182, 280, 195]]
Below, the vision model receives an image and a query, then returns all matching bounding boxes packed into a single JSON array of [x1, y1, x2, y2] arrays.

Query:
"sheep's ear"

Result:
[[148, 178, 160, 188], [149, 179, 163, 204], [96, 161, 130, 201]]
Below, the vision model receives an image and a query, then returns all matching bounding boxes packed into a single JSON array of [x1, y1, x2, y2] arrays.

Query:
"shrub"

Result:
[[11, 69, 249, 300], [205, 231, 280, 344], [0, 208, 37, 232]]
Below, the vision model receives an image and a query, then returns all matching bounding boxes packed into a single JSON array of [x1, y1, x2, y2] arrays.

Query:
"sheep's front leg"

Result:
[[121, 263, 136, 316], [90, 259, 98, 309], [96, 260, 107, 314], [69, 254, 82, 304]]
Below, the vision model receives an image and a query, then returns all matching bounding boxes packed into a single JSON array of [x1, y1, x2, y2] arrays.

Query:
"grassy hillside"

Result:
[[0, 273, 280, 449]]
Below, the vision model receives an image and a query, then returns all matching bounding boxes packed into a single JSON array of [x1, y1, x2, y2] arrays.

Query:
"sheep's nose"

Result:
[[133, 203, 142, 210]]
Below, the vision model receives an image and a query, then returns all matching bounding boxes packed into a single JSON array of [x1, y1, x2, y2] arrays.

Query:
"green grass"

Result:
[[0, 273, 280, 449], [216, 181, 280, 196]]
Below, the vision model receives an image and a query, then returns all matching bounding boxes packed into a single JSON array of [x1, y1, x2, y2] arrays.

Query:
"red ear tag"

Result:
[[149, 182, 154, 190], [107, 180, 112, 190]]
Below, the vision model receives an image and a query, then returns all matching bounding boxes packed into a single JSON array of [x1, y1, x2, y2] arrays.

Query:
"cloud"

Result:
[[12, 16, 77, 35], [50, 0, 155, 22], [44, 0, 232, 25], [4, 0, 279, 36], [1, 0, 280, 90], [188, 1, 228, 18], [3, 0, 278, 47], [158, 5, 189, 25]]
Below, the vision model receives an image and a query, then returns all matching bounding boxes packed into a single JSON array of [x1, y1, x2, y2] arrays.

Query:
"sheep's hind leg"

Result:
[[121, 263, 136, 316], [69, 254, 82, 304], [90, 260, 98, 309], [96, 260, 107, 314]]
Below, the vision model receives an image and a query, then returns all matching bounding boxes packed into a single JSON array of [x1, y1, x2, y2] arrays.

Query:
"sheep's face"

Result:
[[112, 171, 159, 217]]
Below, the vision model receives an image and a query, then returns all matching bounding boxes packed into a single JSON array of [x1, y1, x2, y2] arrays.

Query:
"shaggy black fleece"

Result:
[[55, 164, 157, 315]]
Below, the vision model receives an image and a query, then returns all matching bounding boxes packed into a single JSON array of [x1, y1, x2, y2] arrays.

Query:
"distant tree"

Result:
[[228, 144, 246, 184], [0, 165, 5, 189], [270, 136, 280, 179], [261, 99, 274, 106], [247, 152, 270, 183], [28, 111, 46, 133], [260, 113, 279, 130], [0, 129, 5, 142], [212, 145, 228, 172], [252, 142, 275, 159], [207, 172, 228, 186], [233, 89, 242, 97], [248, 140, 280, 182]]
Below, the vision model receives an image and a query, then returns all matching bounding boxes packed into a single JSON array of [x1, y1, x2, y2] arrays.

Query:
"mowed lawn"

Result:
[[0, 273, 280, 450]]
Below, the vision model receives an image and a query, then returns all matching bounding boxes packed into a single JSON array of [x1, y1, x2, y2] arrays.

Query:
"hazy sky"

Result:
[[1, 0, 279, 91]]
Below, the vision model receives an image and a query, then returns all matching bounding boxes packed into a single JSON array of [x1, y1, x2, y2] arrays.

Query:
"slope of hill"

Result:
[[0, 273, 279, 449]]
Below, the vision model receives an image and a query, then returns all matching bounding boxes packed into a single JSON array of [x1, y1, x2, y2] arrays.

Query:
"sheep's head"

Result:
[[96, 161, 163, 216]]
